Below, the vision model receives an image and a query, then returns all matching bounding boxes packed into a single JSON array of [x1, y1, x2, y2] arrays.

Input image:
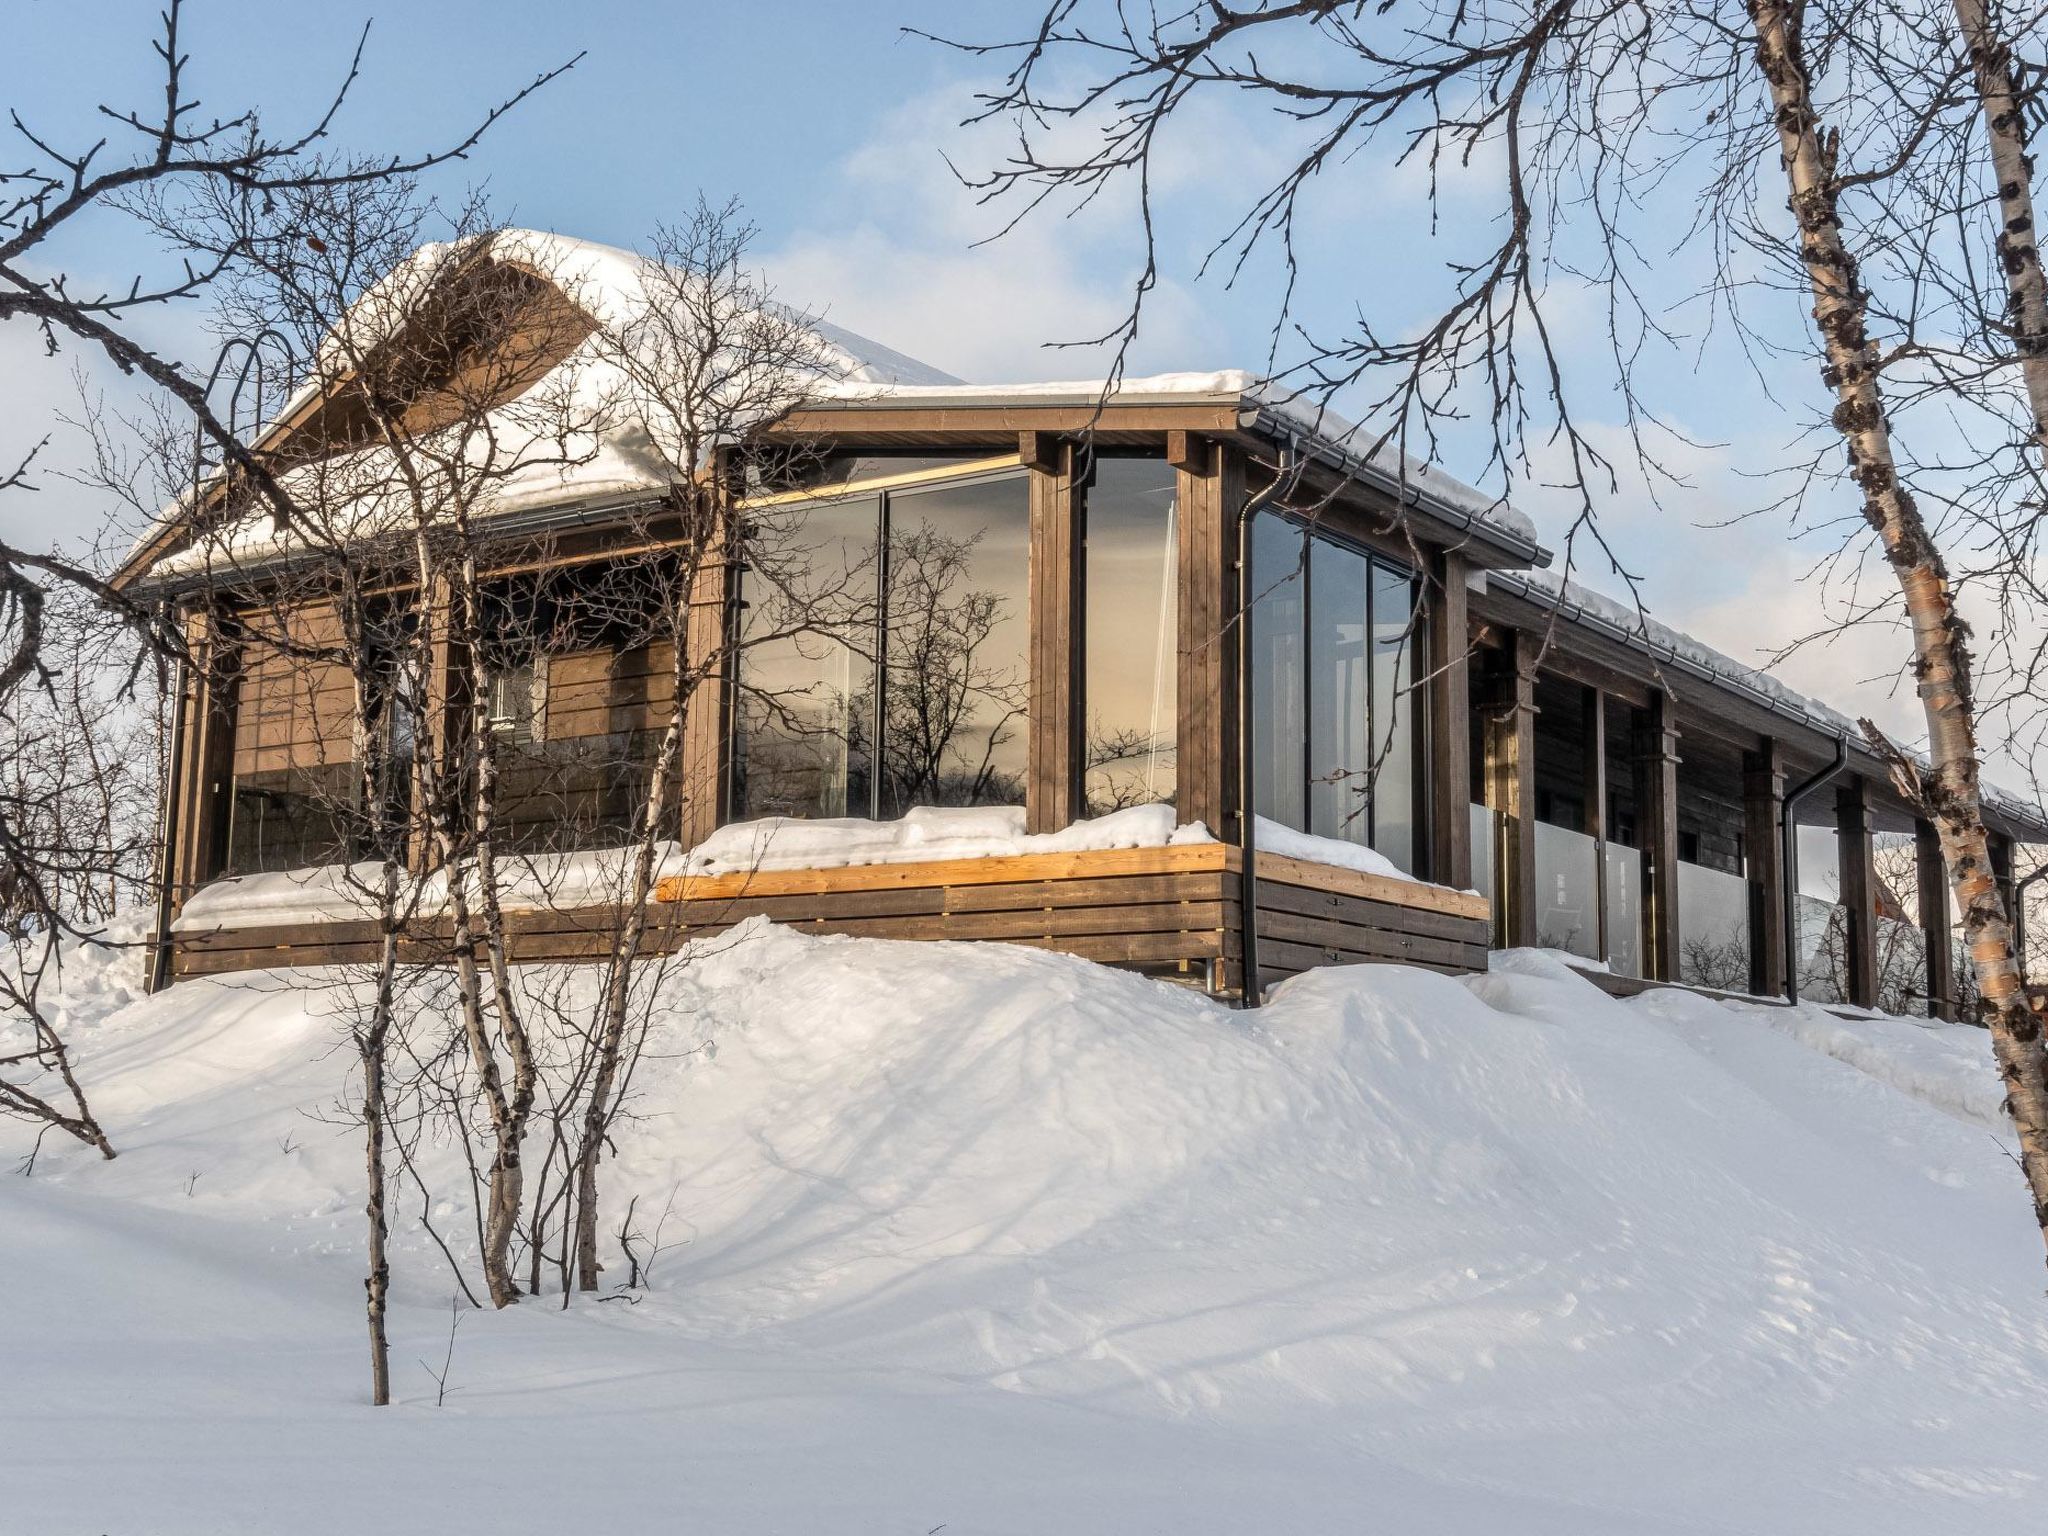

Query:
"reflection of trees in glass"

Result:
[[877, 522, 1026, 810], [1084, 721, 1175, 811]]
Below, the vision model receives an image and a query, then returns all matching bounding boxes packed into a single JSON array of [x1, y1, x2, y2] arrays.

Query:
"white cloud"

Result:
[[760, 81, 1229, 383]]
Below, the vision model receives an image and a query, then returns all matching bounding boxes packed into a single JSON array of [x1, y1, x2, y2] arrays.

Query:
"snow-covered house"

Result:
[[112, 231, 2047, 1008]]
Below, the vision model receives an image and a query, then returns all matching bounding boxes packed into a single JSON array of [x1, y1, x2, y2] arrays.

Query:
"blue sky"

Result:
[[0, 0, 1979, 762]]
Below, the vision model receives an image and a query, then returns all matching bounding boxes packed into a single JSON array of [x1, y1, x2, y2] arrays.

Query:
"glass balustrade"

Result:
[[1604, 844, 1643, 977], [1534, 820, 1602, 962], [1678, 860, 1752, 992]]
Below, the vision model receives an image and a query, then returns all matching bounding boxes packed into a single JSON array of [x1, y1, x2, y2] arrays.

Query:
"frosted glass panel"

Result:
[[1795, 896, 1848, 1003], [1604, 844, 1642, 977], [1535, 820, 1601, 961], [1679, 861, 1751, 992]]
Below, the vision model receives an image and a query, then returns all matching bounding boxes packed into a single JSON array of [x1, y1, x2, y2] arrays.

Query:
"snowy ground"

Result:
[[6, 926, 2045, 1533]]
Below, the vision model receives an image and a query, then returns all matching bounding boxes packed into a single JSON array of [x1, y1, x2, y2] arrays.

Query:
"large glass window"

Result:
[[1083, 459, 1179, 813], [879, 477, 1030, 813], [1250, 511, 1425, 873], [732, 495, 881, 819], [734, 469, 1030, 821], [1250, 513, 1308, 832], [478, 561, 686, 855]]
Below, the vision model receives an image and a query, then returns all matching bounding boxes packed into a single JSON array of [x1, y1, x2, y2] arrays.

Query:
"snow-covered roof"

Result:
[[1488, 566, 2048, 835], [806, 367, 1545, 559], [120, 234, 1543, 585]]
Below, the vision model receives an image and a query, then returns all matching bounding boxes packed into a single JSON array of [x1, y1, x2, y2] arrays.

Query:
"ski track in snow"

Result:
[[4, 922, 2044, 1534]]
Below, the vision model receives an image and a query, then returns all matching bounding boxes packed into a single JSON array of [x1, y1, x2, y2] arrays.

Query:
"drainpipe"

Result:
[[2014, 861, 2048, 985], [1782, 733, 1848, 1006], [1234, 439, 1302, 1006]]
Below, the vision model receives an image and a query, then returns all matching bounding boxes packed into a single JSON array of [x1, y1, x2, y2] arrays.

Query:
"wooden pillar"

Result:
[[1424, 549, 1472, 890], [1633, 691, 1681, 981], [680, 495, 736, 851], [1482, 630, 1538, 947], [1916, 818, 1955, 1021], [1744, 739, 1788, 998], [169, 606, 238, 905], [1836, 776, 1879, 1009], [1175, 440, 1243, 842], [1026, 436, 1084, 833], [1581, 684, 1608, 960]]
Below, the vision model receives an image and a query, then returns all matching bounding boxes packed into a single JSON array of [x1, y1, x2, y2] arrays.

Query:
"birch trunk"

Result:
[[1748, 0, 2048, 1255], [1951, 0, 2048, 452]]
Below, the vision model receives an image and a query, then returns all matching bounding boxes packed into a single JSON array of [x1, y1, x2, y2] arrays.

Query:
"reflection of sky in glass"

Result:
[[1084, 461, 1178, 812]]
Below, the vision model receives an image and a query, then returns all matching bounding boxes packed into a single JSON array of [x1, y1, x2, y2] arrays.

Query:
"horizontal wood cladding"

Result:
[[169, 843, 1494, 993]]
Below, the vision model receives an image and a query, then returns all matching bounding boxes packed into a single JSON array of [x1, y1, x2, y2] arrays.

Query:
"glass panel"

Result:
[[1795, 897, 1850, 1003], [1250, 512, 1307, 830], [1370, 563, 1419, 874], [1083, 460, 1178, 814], [1876, 913, 1928, 1015], [1308, 538, 1371, 843], [878, 473, 1031, 813], [1678, 860, 1752, 991], [1535, 820, 1601, 961], [734, 494, 881, 820], [1605, 843, 1643, 977], [1471, 803, 1497, 945]]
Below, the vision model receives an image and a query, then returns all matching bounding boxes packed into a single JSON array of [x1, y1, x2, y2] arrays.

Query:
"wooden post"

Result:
[[1634, 691, 1681, 981], [1424, 549, 1472, 890], [1916, 817, 1954, 1021], [1482, 630, 1538, 947], [1027, 438, 1083, 833], [680, 496, 735, 851], [1836, 775, 1879, 1009], [170, 606, 239, 903], [1744, 740, 1788, 997], [1581, 684, 1608, 961], [1176, 440, 1243, 842]]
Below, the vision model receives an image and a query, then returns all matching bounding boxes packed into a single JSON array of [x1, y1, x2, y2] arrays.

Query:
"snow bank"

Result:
[[1253, 814, 1421, 884], [7, 927, 2047, 1534], [678, 801, 1211, 876], [171, 861, 391, 930]]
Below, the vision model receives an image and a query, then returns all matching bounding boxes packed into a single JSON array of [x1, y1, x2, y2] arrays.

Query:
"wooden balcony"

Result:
[[166, 842, 1492, 997]]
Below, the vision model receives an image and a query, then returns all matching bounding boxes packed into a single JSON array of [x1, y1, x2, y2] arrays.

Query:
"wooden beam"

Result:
[[1166, 429, 1206, 474], [1482, 629, 1539, 947], [1176, 441, 1243, 841], [1917, 817, 1955, 1021], [1745, 740, 1788, 997], [1634, 690, 1682, 981], [1027, 440, 1084, 832], [1018, 430, 1060, 473], [1425, 549, 1473, 890], [1836, 775, 1879, 1009]]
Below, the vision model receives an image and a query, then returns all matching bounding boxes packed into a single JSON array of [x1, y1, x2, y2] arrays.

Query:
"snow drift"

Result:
[[5, 925, 2045, 1533]]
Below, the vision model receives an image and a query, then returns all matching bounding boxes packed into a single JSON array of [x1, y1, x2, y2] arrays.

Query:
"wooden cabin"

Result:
[[117, 232, 2047, 1010]]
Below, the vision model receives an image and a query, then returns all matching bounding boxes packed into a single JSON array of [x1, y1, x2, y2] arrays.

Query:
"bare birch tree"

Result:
[[944, 0, 2048, 1255]]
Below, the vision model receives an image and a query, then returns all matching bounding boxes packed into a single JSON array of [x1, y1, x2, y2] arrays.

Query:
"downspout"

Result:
[[1234, 438, 1302, 1006], [146, 607, 190, 995], [2014, 861, 2048, 985], [1782, 733, 1848, 1006]]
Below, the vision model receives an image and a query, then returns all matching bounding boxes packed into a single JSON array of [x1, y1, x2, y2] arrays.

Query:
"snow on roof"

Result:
[[816, 367, 1544, 554], [1491, 565, 2048, 833]]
